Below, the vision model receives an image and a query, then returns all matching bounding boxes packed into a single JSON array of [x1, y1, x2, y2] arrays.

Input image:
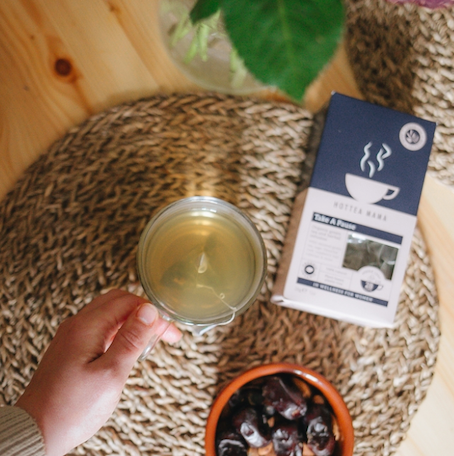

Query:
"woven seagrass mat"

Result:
[[0, 93, 440, 456], [345, 0, 454, 188]]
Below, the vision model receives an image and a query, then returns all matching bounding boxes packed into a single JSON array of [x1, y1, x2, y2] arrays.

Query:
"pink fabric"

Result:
[[386, 0, 454, 9]]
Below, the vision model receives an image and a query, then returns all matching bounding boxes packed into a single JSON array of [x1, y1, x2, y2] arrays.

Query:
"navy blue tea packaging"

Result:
[[272, 93, 436, 327]]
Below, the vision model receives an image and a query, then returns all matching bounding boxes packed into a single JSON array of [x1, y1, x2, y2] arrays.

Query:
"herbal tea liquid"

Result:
[[140, 209, 263, 322]]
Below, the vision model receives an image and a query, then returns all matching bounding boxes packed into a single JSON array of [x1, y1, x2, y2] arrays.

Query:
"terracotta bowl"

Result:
[[205, 363, 354, 456]]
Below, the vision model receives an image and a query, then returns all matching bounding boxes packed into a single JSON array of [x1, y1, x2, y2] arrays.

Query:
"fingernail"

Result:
[[136, 303, 158, 326]]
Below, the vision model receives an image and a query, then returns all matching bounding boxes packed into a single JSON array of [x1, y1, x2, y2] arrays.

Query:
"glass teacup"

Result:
[[136, 196, 267, 359]]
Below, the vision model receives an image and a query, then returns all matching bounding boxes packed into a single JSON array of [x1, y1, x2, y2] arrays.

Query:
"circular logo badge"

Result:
[[399, 122, 427, 151]]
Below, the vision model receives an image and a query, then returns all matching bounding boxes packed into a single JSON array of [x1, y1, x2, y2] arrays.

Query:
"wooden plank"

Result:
[[0, 0, 192, 200], [105, 0, 196, 91], [398, 174, 454, 456]]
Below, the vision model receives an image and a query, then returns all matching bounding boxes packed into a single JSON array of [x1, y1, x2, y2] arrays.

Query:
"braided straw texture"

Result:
[[346, 0, 454, 188], [0, 93, 440, 456]]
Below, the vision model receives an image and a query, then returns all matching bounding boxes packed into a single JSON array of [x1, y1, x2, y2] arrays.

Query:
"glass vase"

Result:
[[159, 0, 264, 94]]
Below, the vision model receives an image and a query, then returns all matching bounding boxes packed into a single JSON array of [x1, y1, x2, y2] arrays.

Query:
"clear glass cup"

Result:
[[136, 196, 267, 359]]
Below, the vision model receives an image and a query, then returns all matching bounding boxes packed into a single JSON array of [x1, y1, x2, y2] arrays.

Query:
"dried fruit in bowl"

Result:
[[215, 374, 339, 456]]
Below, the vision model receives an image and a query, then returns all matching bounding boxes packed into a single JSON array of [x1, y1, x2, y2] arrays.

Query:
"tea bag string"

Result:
[[195, 250, 239, 316]]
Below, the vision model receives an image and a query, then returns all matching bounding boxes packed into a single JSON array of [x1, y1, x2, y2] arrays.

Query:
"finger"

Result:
[[94, 292, 182, 344], [93, 289, 130, 308], [77, 289, 130, 315], [101, 303, 161, 375], [160, 321, 183, 343], [103, 314, 182, 353], [88, 291, 181, 343], [90, 292, 149, 330], [78, 293, 150, 357]]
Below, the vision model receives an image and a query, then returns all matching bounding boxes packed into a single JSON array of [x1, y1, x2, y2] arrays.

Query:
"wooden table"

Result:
[[1, 1, 453, 455]]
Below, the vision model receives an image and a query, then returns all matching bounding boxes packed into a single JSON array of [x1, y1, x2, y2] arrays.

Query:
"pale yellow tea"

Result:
[[140, 209, 264, 323]]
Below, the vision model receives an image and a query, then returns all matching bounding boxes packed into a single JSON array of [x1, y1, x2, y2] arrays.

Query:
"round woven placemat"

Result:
[[0, 93, 440, 456], [345, 0, 454, 188]]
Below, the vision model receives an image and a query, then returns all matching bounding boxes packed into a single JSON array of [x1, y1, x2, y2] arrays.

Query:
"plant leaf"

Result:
[[222, 0, 344, 101], [190, 0, 222, 24]]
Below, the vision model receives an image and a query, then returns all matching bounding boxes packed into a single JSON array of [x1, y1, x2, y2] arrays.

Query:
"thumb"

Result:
[[102, 303, 160, 374]]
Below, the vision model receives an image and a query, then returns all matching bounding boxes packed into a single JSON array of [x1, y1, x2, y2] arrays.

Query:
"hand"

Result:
[[15, 289, 182, 456]]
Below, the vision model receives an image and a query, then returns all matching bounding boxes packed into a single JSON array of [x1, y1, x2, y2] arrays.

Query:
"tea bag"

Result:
[[160, 234, 234, 310]]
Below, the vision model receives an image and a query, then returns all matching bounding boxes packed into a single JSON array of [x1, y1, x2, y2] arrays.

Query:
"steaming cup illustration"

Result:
[[345, 173, 400, 204]]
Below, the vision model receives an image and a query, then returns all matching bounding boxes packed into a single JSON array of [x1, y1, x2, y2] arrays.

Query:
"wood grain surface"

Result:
[[0, 1, 453, 455]]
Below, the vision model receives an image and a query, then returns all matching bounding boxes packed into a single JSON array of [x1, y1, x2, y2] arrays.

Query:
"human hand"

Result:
[[15, 289, 182, 456]]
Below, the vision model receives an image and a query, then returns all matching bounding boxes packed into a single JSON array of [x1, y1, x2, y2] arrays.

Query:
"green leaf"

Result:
[[222, 0, 344, 101], [190, 0, 222, 24]]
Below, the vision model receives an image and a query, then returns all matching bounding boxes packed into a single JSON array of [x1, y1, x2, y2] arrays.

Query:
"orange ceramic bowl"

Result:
[[205, 363, 354, 456]]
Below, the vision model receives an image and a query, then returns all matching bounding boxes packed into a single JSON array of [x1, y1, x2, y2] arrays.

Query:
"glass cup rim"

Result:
[[136, 196, 268, 327]]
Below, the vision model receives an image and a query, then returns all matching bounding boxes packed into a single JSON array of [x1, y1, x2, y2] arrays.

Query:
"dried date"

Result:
[[216, 428, 248, 456], [232, 407, 271, 448], [262, 376, 307, 420], [305, 404, 336, 456], [271, 419, 303, 456]]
